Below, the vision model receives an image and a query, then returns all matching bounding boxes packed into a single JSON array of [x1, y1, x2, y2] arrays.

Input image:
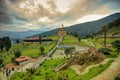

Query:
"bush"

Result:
[[98, 48, 111, 55], [11, 57, 16, 63], [112, 40, 120, 51], [14, 51, 21, 58], [115, 74, 120, 80]]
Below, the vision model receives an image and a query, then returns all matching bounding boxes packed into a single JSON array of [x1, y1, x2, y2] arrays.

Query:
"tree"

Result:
[[73, 32, 79, 38], [0, 59, 3, 65], [40, 47, 44, 55], [78, 37, 81, 42], [0, 38, 4, 51], [101, 26, 108, 47], [16, 39, 20, 44], [43, 35, 46, 37], [98, 48, 111, 55], [14, 51, 21, 58], [11, 57, 16, 63], [26, 68, 36, 75], [112, 40, 120, 51], [3, 37, 11, 51], [65, 47, 75, 57]]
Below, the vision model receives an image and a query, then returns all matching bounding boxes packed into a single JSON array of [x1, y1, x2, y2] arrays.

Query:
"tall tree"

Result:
[[0, 38, 4, 51], [78, 37, 81, 42], [16, 39, 20, 44], [101, 26, 108, 47], [112, 40, 120, 51], [0, 58, 3, 65], [3, 37, 11, 51]]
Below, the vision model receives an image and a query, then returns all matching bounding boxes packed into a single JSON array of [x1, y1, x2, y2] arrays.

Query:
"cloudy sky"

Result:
[[0, 0, 120, 32]]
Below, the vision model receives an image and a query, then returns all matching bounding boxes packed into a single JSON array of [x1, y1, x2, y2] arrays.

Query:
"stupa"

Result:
[[58, 24, 67, 37]]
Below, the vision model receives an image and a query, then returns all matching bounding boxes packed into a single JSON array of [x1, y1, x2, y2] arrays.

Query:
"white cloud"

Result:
[[38, 17, 51, 23], [76, 14, 108, 23], [55, 0, 79, 13]]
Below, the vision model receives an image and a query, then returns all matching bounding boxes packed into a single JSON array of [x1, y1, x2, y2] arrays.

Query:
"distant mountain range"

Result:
[[39, 13, 120, 37], [0, 13, 120, 39], [0, 30, 42, 39]]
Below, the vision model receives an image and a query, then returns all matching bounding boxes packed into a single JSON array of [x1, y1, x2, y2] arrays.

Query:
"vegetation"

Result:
[[10, 59, 114, 80], [14, 51, 21, 58], [10, 59, 65, 80], [101, 26, 108, 47], [98, 48, 111, 55], [115, 74, 120, 80], [0, 58, 3, 67], [65, 47, 75, 57], [0, 41, 56, 65], [0, 37, 11, 51], [62, 35, 78, 44], [16, 39, 20, 44], [39, 47, 45, 55], [112, 40, 120, 51]]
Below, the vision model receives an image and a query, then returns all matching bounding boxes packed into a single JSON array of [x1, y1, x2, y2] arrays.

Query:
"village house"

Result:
[[23, 36, 53, 43]]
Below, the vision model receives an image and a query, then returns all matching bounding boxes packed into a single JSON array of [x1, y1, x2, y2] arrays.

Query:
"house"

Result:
[[15, 56, 28, 65], [15, 56, 36, 65], [23, 36, 53, 43]]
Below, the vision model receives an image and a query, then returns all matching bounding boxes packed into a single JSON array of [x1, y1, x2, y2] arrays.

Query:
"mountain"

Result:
[[38, 13, 120, 37], [0, 30, 41, 39], [0, 13, 120, 39]]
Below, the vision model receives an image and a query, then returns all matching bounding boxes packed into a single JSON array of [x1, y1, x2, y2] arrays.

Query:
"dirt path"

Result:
[[91, 56, 120, 80], [0, 72, 7, 80], [70, 58, 114, 75]]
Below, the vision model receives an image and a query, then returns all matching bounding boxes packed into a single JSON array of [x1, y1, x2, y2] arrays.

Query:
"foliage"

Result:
[[98, 48, 111, 55], [0, 58, 3, 65], [14, 51, 21, 58], [10, 59, 113, 80], [11, 57, 16, 63], [112, 40, 120, 51], [65, 47, 75, 57], [62, 35, 78, 44], [16, 39, 20, 44], [39, 47, 45, 55], [78, 37, 81, 42], [0, 37, 11, 51], [115, 74, 120, 80], [10, 59, 65, 80]]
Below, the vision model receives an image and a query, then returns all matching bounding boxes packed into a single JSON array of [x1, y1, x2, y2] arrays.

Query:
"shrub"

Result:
[[14, 51, 21, 58], [98, 48, 111, 55], [112, 40, 120, 51], [11, 57, 16, 63], [115, 74, 120, 80]]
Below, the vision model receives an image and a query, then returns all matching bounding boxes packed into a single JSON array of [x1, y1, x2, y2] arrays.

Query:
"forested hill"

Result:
[[38, 13, 120, 37]]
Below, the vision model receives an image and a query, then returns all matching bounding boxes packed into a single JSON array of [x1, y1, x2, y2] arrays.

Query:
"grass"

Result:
[[10, 58, 66, 80], [62, 35, 78, 44], [10, 59, 114, 80], [1, 41, 57, 65], [47, 35, 58, 41], [21, 41, 57, 58]]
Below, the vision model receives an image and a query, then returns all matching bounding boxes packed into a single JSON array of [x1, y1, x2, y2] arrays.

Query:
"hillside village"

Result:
[[0, 18, 120, 80], [0, 0, 120, 80]]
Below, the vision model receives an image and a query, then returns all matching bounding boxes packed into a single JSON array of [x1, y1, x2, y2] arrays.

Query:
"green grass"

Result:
[[10, 58, 66, 80], [21, 41, 56, 58], [1, 41, 57, 65], [10, 59, 114, 80], [62, 35, 78, 44], [47, 35, 58, 41]]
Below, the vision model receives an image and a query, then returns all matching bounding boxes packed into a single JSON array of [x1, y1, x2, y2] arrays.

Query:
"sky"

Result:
[[0, 0, 120, 32]]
